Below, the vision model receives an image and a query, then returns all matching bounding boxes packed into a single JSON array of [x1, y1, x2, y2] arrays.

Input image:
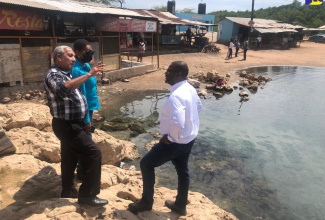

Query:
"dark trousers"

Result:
[[243, 49, 248, 60], [140, 139, 195, 208], [52, 118, 102, 197], [235, 47, 239, 57], [77, 110, 93, 176], [228, 48, 232, 59]]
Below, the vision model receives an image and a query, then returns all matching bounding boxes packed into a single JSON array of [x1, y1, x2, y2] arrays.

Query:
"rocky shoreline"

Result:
[[0, 102, 238, 220]]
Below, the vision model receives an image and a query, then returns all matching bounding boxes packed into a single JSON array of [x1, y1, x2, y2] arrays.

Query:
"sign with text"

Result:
[[96, 17, 157, 32], [0, 8, 44, 31], [305, 0, 323, 5]]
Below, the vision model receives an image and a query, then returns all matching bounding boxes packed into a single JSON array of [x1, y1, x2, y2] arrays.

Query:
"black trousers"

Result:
[[235, 47, 239, 57], [52, 118, 102, 197], [243, 49, 248, 60]]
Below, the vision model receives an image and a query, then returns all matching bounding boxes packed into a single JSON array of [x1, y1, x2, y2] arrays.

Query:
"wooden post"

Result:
[[151, 32, 154, 64], [157, 23, 160, 69], [18, 37, 26, 84]]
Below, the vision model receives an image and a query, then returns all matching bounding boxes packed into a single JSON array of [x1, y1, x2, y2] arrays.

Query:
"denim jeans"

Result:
[[140, 139, 195, 208]]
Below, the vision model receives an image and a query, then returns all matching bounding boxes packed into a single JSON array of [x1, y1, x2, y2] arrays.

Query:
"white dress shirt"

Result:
[[160, 80, 203, 144]]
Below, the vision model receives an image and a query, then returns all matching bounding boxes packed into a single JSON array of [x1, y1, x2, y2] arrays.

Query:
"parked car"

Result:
[[314, 35, 325, 43], [191, 25, 207, 36], [308, 34, 325, 42]]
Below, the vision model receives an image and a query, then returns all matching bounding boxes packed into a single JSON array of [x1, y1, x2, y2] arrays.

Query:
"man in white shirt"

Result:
[[128, 61, 202, 216]]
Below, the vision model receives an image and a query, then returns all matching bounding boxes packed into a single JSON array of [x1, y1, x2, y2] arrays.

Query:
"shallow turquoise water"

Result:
[[117, 66, 325, 220]]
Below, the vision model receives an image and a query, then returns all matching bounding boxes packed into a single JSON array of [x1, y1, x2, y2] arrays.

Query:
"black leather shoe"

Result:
[[78, 196, 108, 207], [128, 200, 153, 214], [165, 200, 187, 216], [61, 187, 78, 198]]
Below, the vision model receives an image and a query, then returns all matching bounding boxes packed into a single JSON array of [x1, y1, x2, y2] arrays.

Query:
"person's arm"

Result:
[[65, 62, 105, 90]]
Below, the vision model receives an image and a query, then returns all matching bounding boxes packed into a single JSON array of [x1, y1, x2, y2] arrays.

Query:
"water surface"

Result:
[[102, 66, 325, 220]]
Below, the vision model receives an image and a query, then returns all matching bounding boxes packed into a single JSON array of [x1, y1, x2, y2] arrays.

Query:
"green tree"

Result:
[[88, 0, 125, 7], [209, 0, 325, 28], [177, 8, 196, 14], [151, 5, 167, 11]]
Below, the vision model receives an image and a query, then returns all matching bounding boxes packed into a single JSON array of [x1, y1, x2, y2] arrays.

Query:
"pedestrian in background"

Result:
[[243, 38, 249, 60]]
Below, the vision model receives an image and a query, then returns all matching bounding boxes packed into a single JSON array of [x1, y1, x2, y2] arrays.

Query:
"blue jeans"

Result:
[[140, 139, 195, 208]]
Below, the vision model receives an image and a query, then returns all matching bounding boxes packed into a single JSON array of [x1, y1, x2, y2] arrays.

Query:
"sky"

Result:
[[118, 0, 306, 13]]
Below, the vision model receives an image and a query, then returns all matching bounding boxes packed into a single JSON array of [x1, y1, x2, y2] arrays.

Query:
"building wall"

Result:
[[217, 18, 236, 43], [174, 13, 215, 32]]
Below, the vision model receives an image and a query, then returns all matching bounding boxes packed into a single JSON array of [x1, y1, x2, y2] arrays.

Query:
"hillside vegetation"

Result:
[[210, 0, 325, 28]]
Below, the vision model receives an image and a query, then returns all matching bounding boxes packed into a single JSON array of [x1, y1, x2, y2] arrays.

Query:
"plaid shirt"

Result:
[[44, 65, 88, 121]]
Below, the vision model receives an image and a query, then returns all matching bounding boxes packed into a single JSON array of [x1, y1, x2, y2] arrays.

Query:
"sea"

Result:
[[102, 66, 325, 220]]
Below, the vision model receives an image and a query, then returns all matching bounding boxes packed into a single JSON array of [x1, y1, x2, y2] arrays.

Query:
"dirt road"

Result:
[[108, 41, 325, 94]]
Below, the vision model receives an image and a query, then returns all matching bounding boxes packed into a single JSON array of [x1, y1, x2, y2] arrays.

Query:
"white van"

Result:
[[191, 25, 207, 36]]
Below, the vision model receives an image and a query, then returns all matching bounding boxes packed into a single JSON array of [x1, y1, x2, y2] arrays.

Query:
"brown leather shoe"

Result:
[[128, 200, 152, 214], [165, 200, 187, 216]]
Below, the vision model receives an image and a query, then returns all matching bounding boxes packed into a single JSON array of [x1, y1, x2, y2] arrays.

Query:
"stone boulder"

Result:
[[7, 126, 61, 163], [0, 103, 52, 131], [187, 78, 201, 88], [93, 129, 139, 165], [0, 154, 238, 220], [239, 70, 247, 77], [207, 70, 219, 82]]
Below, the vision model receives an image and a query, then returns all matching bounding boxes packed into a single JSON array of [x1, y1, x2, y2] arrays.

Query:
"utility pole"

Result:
[[248, 0, 255, 45]]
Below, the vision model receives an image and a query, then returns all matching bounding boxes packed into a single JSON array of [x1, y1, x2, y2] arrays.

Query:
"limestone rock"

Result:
[[0, 103, 52, 131], [92, 129, 139, 165], [239, 91, 249, 97], [0, 103, 238, 220], [239, 70, 247, 77], [7, 126, 61, 163], [187, 78, 201, 88], [198, 89, 208, 99], [207, 70, 219, 81], [145, 140, 159, 151]]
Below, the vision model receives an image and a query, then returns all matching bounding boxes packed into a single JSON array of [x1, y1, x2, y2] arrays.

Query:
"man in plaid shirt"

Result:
[[44, 45, 107, 207]]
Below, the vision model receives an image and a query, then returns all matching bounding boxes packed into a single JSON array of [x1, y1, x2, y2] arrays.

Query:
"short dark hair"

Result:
[[73, 39, 89, 52], [169, 61, 189, 78]]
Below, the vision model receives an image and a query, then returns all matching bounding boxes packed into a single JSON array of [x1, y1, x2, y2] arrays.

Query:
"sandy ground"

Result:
[[107, 40, 325, 94]]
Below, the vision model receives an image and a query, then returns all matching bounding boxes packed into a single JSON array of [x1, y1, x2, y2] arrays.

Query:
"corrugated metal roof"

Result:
[[224, 17, 302, 33], [130, 10, 215, 26], [0, 0, 153, 18], [255, 28, 298, 33], [131, 10, 188, 25]]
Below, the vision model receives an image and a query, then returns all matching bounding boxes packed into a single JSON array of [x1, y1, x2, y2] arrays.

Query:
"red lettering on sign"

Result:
[[0, 8, 44, 31]]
